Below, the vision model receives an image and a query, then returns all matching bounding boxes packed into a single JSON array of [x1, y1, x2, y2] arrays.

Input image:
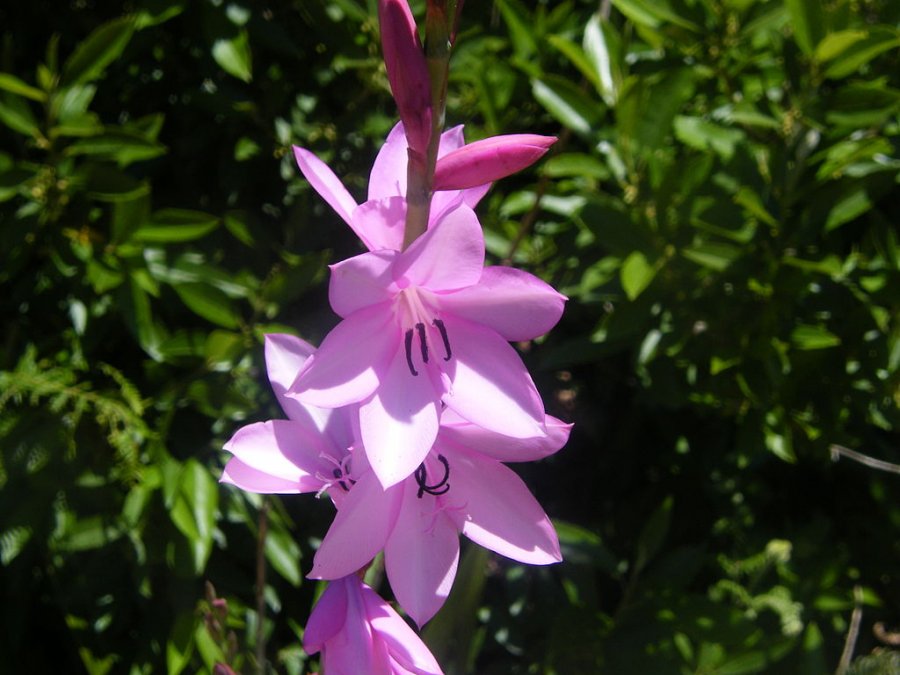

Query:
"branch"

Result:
[[829, 445, 900, 475]]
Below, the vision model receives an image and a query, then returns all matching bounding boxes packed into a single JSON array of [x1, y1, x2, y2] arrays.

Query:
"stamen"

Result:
[[414, 454, 451, 499], [415, 322, 429, 363], [433, 319, 452, 361], [404, 328, 418, 376], [332, 468, 353, 492]]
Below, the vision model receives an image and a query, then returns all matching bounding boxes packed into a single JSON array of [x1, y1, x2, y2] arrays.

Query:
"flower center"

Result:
[[414, 454, 451, 498], [397, 289, 453, 377]]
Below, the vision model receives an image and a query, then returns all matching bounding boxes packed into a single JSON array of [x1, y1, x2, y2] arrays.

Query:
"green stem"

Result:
[[402, 1, 453, 250]]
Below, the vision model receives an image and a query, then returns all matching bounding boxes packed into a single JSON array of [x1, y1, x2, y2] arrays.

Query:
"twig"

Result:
[[829, 445, 900, 475], [255, 498, 270, 675], [836, 585, 864, 675]]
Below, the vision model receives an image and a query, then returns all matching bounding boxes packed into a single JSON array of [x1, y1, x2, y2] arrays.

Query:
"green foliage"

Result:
[[0, 0, 898, 673]]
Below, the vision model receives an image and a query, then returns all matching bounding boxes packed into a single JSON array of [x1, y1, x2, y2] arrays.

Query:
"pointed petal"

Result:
[[303, 577, 349, 654], [329, 250, 398, 318], [437, 413, 572, 463], [438, 125, 465, 156], [379, 0, 431, 153], [433, 134, 556, 191], [447, 450, 561, 564], [350, 196, 407, 252], [221, 457, 311, 494], [359, 349, 440, 488], [223, 420, 336, 492], [393, 205, 484, 291], [362, 583, 444, 675], [293, 146, 358, 225], [316, 577, 378, 673], [264, 333, 331, 426], [385, 481, 459, 626], [368, 123, 409, 201], [290, 304, 399, 408], [310, 472, 403, 579], [441, 316, 545, 438], [437, 266, 566, 341]]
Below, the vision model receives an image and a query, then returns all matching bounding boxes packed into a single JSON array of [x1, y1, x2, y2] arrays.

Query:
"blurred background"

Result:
[[0, 0, 898, 673]]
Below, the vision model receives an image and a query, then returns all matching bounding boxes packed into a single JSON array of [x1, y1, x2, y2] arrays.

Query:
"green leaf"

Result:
[[265, 525, 302, 587], [0, 94, 39, 136], [814, 29, 868, 62], [169, 459, 218, 574], [583, 13, 622, 106], [496, 0, 537, 59], [531, 76, 599, 136], [823, 29, 900, 79], [785, 0, 824, 56], [132, 209, 219, 243], [825, 188, 872, 231], [611, 0, 699, 31], [0, 73, 46, 102], [791, 324, 841, 350], [681, 242, 742, 271], [674, 116, 745, 161], [61, 16, 136, 86], [82, 164, 150, 203], [212, 29, 253, 83], [66, 132, 167, 167], [172, 283, 241, 329], [620, 251, 657, 300]]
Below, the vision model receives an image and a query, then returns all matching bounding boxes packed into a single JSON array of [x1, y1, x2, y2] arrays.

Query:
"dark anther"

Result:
[[404, 328, 418, 376], [415, 322, 429, 363], [414, 454, 451, 499], [433, 319, 452, 361], [332, 467, 355, 492]]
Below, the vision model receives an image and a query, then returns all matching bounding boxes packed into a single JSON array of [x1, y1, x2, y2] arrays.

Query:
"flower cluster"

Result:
[[222, 1, 570, 672]]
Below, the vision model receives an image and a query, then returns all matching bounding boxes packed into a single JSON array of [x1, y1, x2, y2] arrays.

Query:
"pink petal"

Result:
[[329, 250, 398, 318], [437, 266, 566, 341], [310, 472, 403, 579], [379, 0, 431, 154], [368, 123, 409, 201], [447, 449, 561, 564], [264, 333, 331, 426], [433, 134, 556, 191], [362, 584, 445, 675], [350, 196, 407, 252], [384, 480, 460, 626], [314, 577, 379, 673], [359, 349, 440, 488], [440, 316, 545, 439], [221, 457, 310, 494], [303, 577, 349, 654], [222, 420, 336, 492], [293, 146, 358, 226], [290, 304, 399, 408], [393, 205, 484, 292], [437, 413, 572, 463]]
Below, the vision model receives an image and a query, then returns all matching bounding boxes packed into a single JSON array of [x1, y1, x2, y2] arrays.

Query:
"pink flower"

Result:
[[304, 574, 443, 675], [292, 122, 555, 253], [288, 206, 566, 487], [220, 334, 356, 507], [309, 409, 571, 626]]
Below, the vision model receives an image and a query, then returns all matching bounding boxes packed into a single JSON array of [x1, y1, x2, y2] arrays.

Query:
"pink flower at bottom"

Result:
[[304, 575, 443, 675]]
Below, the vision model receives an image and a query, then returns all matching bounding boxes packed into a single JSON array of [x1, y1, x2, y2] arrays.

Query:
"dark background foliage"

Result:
[[0, 0, 898, 673]]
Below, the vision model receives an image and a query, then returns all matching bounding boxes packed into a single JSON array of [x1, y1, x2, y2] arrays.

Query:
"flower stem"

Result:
[[402, 1, 453, 250]]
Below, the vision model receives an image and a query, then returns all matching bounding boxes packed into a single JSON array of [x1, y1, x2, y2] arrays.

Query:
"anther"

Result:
[[415, 322, 429, 363], [332, 468, 355, 492], [433, 319, 452, 361], [414, 454, 451, 499], [404, 328, 418, 376]]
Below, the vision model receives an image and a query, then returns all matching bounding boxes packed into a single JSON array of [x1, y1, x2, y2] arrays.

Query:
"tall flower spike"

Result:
[[304, 575, 443, 675], [379, 0, 432, 156]]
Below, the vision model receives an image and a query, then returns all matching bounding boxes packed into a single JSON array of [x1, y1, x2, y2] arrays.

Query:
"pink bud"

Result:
[[379, 0, 432, 154], [433, 134, 556, 190]]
